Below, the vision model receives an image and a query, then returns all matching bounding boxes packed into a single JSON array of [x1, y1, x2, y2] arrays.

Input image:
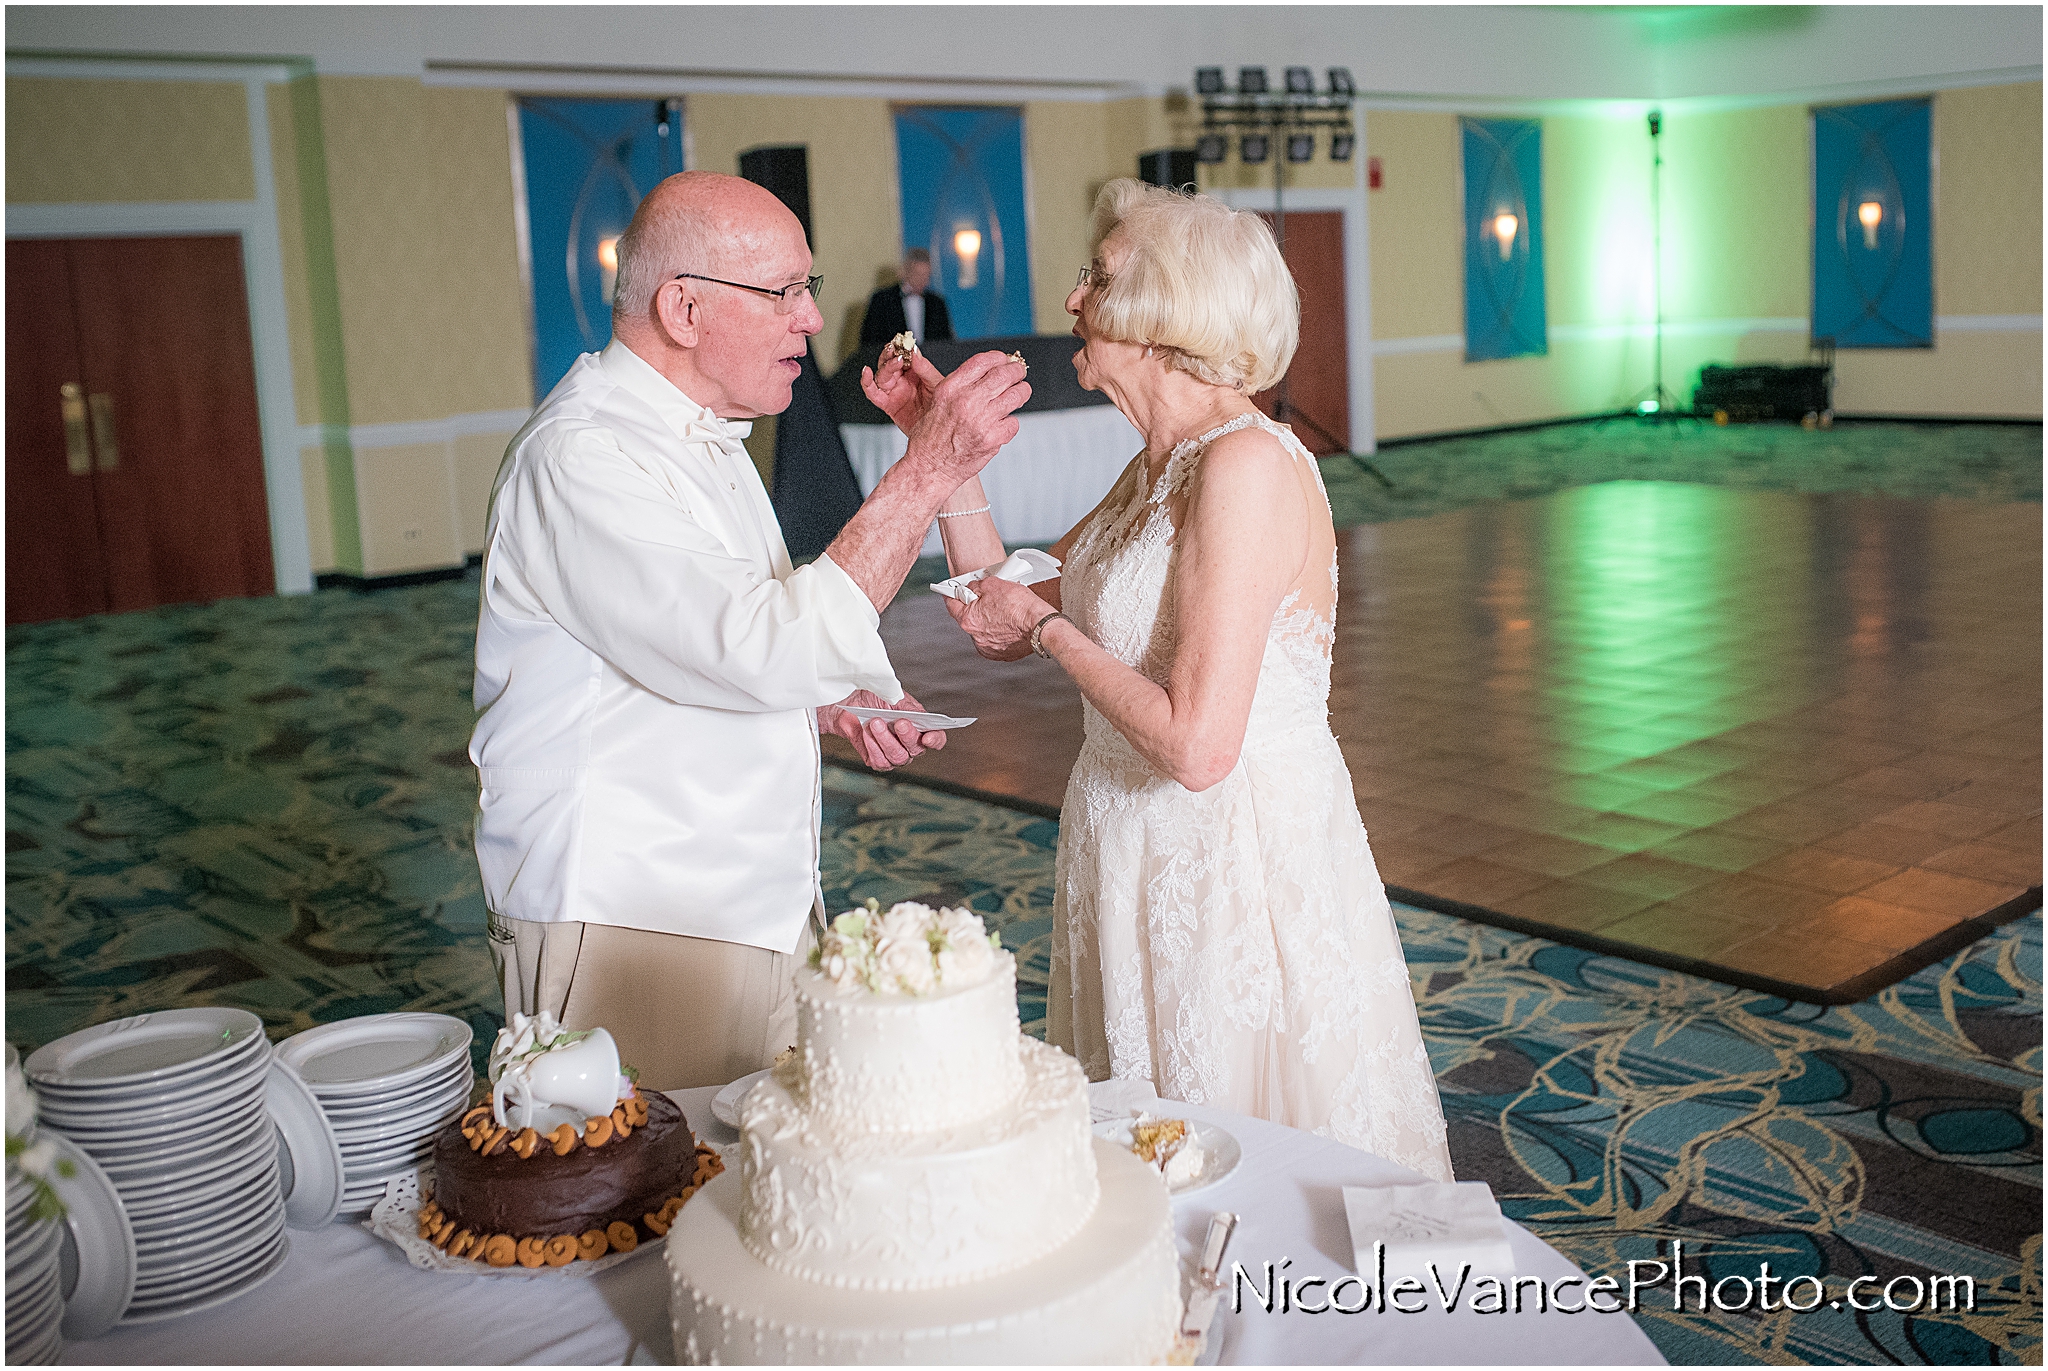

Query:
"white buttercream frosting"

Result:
[[790, 953, 1026, 1136], [670, 1146, 1182, 1366], [738, 1037, 1098, 1290]]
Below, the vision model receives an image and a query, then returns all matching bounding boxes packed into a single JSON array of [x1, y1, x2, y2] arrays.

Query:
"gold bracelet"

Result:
[[1030, 611, 1073, 659]]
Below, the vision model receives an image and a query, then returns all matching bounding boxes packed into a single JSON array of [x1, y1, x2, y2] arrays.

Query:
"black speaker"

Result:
[[1138, 148, 1197, 189], [738, 145, 812, 244]]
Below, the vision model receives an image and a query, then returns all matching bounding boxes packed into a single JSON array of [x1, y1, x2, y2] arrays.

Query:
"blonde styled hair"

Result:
[[1084, 178, 1298, 394]]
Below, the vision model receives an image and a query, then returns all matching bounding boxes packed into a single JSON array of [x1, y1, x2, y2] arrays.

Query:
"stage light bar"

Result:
[[1329, 131, 1356, 161], [1240, 134, 1270, 164], [1195, 133, 1227, 164], [1285, 66, 1314, 95], [1327, 67, 1355, 97], [1286, 132, 1315, 163], [1238, 66, 1268, 95], [1195, 67, 1225, 96]]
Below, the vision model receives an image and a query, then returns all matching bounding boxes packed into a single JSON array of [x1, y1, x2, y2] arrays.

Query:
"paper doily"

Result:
[[365, 1168, 663, 1278]]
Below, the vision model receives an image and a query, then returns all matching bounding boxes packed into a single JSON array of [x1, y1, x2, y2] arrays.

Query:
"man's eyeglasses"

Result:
[[675, 272, 823, 315], [1075, 265, 1112, 292]]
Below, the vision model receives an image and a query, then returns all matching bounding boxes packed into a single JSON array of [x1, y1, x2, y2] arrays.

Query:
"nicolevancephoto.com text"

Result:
[[1235, 1243, 1978, 1317]]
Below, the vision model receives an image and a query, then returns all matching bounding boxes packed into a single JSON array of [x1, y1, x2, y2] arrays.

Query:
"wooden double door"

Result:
[[7, 235, 274, 625], [1253, 209, 1351, 456]]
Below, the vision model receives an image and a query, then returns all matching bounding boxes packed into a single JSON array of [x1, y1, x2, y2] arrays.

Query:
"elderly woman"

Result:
[[864, 179, 1451, 1179]]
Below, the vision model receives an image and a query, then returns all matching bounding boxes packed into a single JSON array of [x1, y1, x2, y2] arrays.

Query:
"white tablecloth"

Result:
[[842, 405, 1142, 556], [63, 1084, 1663, 1365]]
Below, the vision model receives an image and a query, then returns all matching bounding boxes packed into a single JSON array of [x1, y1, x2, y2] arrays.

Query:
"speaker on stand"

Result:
[[1138, 148, 1198, 190], [737, 144, 862, 558], [738, 145, 813, 245]]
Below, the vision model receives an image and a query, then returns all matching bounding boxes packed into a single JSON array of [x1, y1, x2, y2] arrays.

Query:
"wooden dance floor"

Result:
[[835, 482, 2042, 1003]]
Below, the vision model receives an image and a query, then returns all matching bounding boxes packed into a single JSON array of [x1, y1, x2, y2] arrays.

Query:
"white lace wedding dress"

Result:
[[1046, 412, 1454, 1182]]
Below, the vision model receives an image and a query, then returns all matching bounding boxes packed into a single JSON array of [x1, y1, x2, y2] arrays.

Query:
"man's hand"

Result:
[[818, 689, 949, 771], [943, 575, 1048, 662], [860, 348, 944, 436], [902, 351, 1030, 486]]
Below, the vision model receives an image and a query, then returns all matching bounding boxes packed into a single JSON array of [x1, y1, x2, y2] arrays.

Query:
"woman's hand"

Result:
[[943, 575, 1056, 662], [859, 348, 945, 436], [819, 689, 948, 770]]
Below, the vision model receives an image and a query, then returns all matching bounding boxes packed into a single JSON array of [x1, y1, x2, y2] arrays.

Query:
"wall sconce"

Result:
[[1492, 212, 1518, 261], [598, 236, 620, 303], [953, 225, 982, 289], [1857, 199, 1883, 250]]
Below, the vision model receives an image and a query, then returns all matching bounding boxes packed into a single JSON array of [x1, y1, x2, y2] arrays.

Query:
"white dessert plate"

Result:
[[120, 1232, 289, 1323], [313, 1061, 472, 1118], [1092, 1119, 1243, 1197], [36, 1045, 272, 1119], [277, 1014, 472, 1092], [265, 1060, 345, 1229], [8, 1214, 63, 1274], [26, 1009, 264, 1091], [839, 707, 977, 730], [709, 1069, 772, 1129], [49, 1134, 136, 1340], [931, 547, 1063, 602], [325, 1090, 466, 1143], [64, 1095, 269, 1155]]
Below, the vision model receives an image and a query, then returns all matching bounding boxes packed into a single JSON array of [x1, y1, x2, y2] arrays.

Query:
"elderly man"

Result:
[[472, 171, 1026, 1089], [860, 247, 953, 348]]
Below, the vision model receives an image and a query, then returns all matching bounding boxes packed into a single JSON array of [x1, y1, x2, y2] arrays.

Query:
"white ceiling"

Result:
[[8, 5, 2041, 106]]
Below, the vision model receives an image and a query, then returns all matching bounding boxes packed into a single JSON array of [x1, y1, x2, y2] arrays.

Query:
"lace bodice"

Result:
[[1060, 411, 1337, 757], [1045, 410, 1455, 1181]]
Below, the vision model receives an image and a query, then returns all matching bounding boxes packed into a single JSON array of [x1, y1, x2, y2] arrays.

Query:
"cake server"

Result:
[[1181, 1209, 1239, 1340]]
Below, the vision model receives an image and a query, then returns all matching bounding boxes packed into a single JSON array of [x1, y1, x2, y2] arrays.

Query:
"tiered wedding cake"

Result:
[[667, 903, 1183, 1364]]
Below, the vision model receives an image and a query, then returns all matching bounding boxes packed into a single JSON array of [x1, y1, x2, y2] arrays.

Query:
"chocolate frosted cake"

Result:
[[416, 1014, 721, 1268]]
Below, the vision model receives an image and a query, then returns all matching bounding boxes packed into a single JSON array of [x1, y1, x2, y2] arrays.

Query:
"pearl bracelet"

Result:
[[936, 504, 991, 520]]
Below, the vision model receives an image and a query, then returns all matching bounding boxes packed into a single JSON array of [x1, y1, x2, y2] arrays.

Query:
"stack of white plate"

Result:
[[276, 1014, 474, 1220], [27, 1009, 290, 1323], [6, 1166, 65, 1363]]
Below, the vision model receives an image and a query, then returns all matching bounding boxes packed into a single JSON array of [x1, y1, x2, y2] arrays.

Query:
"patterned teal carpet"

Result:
[[7, 423, 2040, 1364]]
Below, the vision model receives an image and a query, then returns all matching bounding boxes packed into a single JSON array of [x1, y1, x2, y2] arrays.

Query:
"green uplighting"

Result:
[[1638, 399, 1660, 414]]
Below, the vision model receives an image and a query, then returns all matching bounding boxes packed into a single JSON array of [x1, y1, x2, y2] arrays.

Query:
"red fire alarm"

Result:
[[1368, 156, 1383, 190]]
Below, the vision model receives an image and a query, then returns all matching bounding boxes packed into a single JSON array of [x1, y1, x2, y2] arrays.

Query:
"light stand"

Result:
[[1618, 110, 1693, 427], [1196, 67, 1391, 487]]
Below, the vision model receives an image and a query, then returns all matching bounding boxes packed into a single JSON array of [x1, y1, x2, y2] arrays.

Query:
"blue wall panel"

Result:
[[1461, 117, 1547, 362], [1812, 98, 1933, 348], [893, 107, 1034, 339], [518, 99, 680, 399]]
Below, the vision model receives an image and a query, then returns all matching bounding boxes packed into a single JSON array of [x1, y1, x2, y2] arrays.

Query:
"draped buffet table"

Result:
[[59, 1080, 1661, 1365], [830, 334, 1142, 557]]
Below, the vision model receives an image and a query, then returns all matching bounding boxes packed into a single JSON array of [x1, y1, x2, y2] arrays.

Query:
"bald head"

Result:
[[610, 171, 804, 333]]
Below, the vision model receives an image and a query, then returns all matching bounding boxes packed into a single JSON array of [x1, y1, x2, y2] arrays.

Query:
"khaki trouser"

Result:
[[489, 913, 817, 1092]]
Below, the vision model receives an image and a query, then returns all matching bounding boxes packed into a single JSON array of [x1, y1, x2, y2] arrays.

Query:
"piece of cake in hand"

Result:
[[420, 1013, 718, 1266], [884, 330, 919, 364]]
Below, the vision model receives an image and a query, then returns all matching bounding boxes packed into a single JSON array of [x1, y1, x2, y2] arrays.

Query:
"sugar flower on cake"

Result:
[[812, 898, 1003, 996]]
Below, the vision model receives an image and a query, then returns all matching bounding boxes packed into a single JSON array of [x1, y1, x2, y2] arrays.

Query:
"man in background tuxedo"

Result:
[[860, 248, 954, 348]]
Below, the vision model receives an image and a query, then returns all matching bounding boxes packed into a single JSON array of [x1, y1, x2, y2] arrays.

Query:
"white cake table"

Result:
[[842, 405, 1142, 556], [60, 1083, 1664, 1365]]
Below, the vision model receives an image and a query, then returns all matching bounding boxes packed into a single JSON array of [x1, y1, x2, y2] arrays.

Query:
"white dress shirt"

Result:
[[902, 288, 925, 345], [470, 340, 902, 954]]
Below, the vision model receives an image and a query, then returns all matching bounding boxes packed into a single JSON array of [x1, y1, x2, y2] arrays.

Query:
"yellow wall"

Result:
[[684, 93, 903, 369], [6, 77, 255, 203], [1833, 81, 2042, 415], [1366, 84, 2042, 439]]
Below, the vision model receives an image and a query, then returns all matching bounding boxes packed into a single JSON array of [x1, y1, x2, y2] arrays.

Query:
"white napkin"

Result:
[[1085, 1077, 1162, 1123], [1341, 1180, 1515, 1281], [931, 548, 1062, 603]]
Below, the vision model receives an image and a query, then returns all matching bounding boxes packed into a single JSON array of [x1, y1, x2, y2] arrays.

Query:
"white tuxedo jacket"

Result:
[[470, 341, 900, 953]]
